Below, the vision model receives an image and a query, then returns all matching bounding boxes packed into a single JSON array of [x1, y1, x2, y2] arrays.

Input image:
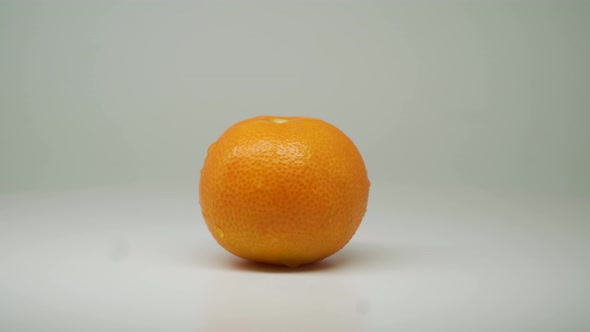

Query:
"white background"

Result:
[[1, 1, 589, 331]]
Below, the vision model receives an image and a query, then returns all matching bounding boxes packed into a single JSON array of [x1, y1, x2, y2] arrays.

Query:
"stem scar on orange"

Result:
[[199, 116, 370, 267]]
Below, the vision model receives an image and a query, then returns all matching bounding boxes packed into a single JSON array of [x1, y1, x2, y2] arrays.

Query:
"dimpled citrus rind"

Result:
[[199, 116, 370, 267]]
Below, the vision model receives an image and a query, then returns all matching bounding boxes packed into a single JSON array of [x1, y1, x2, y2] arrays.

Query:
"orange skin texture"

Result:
[[199, 116, 370, 267]]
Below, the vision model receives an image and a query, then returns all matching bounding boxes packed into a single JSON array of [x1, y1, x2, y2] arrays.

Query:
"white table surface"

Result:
[[1, 185, 589, 332]]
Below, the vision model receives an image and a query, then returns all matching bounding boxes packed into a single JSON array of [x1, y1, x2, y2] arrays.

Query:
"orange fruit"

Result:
[[199, 116, 370, 267]]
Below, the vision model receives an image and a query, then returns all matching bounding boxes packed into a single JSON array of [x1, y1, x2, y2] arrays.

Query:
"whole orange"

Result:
[[199, 116, 370, 267]]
